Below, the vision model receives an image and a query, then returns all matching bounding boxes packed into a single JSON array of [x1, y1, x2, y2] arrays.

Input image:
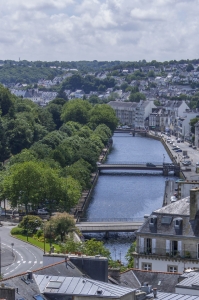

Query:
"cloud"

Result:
[[0, 0, 199, 61]]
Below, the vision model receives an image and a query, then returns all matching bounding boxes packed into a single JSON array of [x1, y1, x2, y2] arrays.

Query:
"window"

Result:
[[171, 240, 178, 256], [142, 263, 152, 271], [168, 265, 178, 273], [146, 238, 152, 254], [33, 296, 45, 300]]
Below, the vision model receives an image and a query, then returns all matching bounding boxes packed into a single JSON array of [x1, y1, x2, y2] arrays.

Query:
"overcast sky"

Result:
[[0, 0, 199, 62]]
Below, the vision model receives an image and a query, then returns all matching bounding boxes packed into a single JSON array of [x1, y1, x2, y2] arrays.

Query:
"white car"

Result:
[[171, 196, 177, 203], [37, 209, 48, 215]]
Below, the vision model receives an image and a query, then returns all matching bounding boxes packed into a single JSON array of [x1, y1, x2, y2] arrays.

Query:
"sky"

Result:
[[0, 0, 199, 62]]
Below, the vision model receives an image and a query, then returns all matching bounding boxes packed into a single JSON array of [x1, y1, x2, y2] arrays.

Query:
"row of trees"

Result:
[[0, 86, 118, 214]]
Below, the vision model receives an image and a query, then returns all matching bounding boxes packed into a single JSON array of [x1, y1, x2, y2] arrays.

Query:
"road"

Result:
[[163, 135, 199, 180], [0, 223, 43, 278]]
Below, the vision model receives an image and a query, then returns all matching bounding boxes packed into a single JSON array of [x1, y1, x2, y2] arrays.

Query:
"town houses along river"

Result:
[[83, 133, 177, 264]]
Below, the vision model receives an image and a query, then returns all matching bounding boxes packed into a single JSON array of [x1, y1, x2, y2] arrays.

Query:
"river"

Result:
[[84, 133, 177, 264]]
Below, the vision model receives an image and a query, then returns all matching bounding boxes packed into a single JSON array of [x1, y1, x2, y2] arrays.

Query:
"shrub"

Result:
[[36, 229, 43, 238], [11, 227, 25, 235]]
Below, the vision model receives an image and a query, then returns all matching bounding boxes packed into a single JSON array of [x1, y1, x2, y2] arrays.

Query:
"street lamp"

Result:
[[163, 154, 165, 165]]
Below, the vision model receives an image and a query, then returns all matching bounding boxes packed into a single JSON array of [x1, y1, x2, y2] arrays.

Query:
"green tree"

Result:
[[82, 239, 111, 258], [125, 242, 136, 268], [49, 212, 76, 242], [186, 64, 194, 72], [190, 117, 199, 133], [19, 215, 43, 234], [58, 176, 81, 212], [3, 161, 43, 213], [129, 92, 146, 102], [89, 104, 118, 132], [61, 99, 92, 124]]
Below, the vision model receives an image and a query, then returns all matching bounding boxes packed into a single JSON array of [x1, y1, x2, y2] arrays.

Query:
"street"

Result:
[[0, 224, 43, 278]]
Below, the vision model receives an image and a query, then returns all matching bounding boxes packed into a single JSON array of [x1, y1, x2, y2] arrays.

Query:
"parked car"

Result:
[[182, 161, 191, 166], [171, 196, 177, 202], [172, 147, 179, 150], [146, 163, 156, 167], [37, 209, 48, 215], [175, 149, 182, 152], [193, 146, 197, 149], [189, 144, 192, 147], [183, 155, 189, 159], [196, 162, 199, 166], [175, 179, 185, 183]]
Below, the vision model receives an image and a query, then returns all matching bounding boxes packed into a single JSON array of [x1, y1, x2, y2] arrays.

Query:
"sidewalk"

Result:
[[1, 245, 15, 267]]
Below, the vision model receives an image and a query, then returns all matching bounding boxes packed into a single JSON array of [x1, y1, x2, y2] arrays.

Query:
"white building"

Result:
[[133, 188, 199, 274]]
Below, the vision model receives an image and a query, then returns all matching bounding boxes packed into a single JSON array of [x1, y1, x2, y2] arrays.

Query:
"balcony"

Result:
[[134, 247, 199, 261]]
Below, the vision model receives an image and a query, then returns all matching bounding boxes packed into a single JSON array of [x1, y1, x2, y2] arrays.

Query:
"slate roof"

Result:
[[120, 269, 179, 293], [0, 260, 85, 300], [137, 197, 199, 237], [176, 271, 199, 290], [35, 275, 135, 298]]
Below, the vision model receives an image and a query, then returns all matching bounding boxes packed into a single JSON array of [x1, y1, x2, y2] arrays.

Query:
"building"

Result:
[[195, 121, 199, 148], [133, 188, 199, 274], [108, 100, 155, 128], [177, 112, 199, 140], [0, 256, 136, 300]]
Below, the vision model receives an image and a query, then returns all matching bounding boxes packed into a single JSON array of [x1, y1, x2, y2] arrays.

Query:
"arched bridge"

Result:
[[97, 162, 180, 176]]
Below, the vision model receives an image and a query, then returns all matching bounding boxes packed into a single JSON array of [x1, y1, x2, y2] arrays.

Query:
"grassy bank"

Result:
[[11, 234, 61, 253]]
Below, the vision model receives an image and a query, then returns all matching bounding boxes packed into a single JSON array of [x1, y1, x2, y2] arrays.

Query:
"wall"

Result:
[[175, 287, 199, 296], [137, 256, 199, 273]]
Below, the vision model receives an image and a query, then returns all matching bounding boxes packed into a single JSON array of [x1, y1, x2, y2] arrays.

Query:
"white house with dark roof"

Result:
[[133, 188, 199, 274]]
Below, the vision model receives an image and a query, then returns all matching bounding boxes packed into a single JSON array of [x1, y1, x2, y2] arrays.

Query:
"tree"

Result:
[[186, 64, 194, 72], [49, 212, 76, 242], [19, 215, 43, 234], [190, 117, 199, 133], [89, 104, 118, 132], [82, 239, 111, 258], [61, 99, 92, 124], [125, 242, 136, 268], [3, 161, 44, 213], [0, 117, 10, 163], [58, 176, 81, 212], [129, 92, 146, 102]]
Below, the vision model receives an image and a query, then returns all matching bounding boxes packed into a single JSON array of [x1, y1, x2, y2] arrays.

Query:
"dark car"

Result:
[[189, 144, 192, 147], [175, 149, 182, 152], [146, 163, 156, 167]]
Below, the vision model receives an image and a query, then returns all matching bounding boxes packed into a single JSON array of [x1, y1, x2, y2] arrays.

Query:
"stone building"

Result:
[[133, 188, 199, 273]]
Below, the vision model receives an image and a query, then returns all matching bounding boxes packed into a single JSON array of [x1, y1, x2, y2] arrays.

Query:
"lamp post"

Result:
[[163, 154, 165, 165]]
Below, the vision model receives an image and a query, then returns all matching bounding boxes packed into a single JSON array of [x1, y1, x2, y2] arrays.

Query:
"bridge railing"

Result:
[[98, 162, 163, 165], [77, 217, 144, 223], [98, 162, 177, 166]]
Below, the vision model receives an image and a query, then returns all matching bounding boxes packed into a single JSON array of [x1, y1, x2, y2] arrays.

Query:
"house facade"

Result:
[[133, 188, 199, 274]]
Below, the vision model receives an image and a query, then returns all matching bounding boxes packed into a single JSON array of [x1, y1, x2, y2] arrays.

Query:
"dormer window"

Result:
[[174, 217, 183, 229], [149, 215, 157, 227]]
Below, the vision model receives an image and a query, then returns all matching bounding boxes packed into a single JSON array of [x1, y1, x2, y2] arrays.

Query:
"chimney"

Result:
[[153, 288, 157, 298], [27, 270, 33, 280], [108, 267, 121, 283], [0, 285, 15, 300], [190, 188, 199, 220]]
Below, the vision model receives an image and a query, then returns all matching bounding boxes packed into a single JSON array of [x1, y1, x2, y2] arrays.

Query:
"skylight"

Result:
[[161, 216, 172, 224], [46, 281, 62, 289]]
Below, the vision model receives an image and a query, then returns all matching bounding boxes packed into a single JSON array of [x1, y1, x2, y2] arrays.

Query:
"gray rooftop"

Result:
[[35, 274, 135, 297], [138, 197, 199, 237], [120, 269, 179, 293], [176, 271, 199, 290]]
